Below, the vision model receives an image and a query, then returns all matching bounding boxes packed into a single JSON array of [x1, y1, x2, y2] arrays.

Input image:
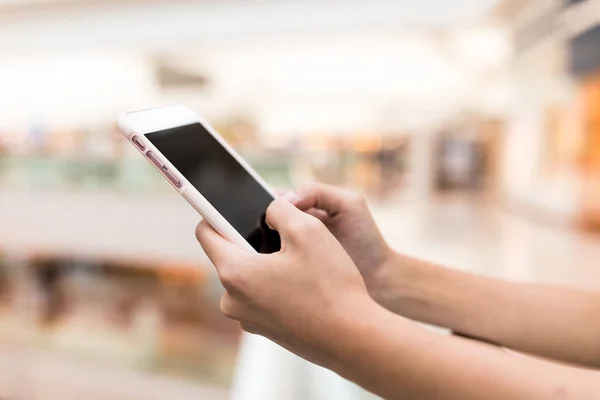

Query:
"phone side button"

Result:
[[132, 135, 145, 151], [163, 168, 183, 189], [146, 151, 162, 169]]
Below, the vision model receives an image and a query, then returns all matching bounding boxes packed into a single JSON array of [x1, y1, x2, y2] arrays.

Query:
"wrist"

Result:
[[366, 250, 409, 309], [367, 250, 439, 318], [318, 292, 385, 370], [322, 293, 425, 389]]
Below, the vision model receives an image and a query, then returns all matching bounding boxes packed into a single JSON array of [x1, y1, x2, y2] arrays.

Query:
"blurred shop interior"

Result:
[[0, 0, 599, 399]]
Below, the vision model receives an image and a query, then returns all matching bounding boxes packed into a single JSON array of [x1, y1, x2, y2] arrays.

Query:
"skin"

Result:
[[196, 184, 600, 400]]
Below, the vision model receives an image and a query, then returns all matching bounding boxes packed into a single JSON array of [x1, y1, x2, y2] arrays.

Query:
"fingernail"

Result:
[[279, 192, 298, 203]]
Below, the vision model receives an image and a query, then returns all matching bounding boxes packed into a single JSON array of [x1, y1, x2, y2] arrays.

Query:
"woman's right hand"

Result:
[[291, 184, 397, 303]]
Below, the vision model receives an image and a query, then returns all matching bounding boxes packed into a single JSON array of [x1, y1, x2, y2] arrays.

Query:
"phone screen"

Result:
[[145, 123, 281, 254]]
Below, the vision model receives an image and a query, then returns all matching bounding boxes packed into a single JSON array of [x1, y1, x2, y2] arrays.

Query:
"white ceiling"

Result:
[[0, 0, 501, 18], [0, 0, 510, 133], [0, 0, 502, 53], [171, 28, 510, 135]]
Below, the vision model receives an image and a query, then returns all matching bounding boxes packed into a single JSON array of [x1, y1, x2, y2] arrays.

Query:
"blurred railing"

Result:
[[0, 154, 294, 193]]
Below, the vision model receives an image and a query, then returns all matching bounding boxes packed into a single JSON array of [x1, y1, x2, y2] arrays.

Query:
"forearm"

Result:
[[326, 301, 600, 400], [371, 252, 600, 368]]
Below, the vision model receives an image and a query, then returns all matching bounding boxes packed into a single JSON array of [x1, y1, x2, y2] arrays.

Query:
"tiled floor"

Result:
[[0, 345, 229, 400]]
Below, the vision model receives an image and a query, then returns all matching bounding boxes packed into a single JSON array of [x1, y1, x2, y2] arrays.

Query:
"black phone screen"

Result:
[[145, 123, 281, 254]]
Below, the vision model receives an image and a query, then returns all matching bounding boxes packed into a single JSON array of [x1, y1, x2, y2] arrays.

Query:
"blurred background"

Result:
[[0, 0, 599, 399]]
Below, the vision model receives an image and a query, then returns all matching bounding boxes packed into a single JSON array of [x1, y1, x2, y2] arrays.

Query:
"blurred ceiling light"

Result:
[[450, 27, 511, 68]]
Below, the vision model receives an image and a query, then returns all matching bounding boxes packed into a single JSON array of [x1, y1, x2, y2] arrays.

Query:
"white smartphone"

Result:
[[118, 105, 281, 254]]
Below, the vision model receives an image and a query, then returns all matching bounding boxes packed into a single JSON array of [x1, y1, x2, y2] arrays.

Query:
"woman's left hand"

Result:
[[195, 199, 376, 367]]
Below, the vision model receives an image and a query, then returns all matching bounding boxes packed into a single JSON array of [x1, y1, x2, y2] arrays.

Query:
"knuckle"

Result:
[[346, 191, 366, 207], [218, 266, 237, 289], [266, 200, 282, 219], [219, 265, 248, 293], [194, 222, 204, 242], [240, 322, 258, 335], [305, 215, 323, 230], [266, 201, 276, 216], [285, 218, 304, 234], [297, 216, 323, 235], [220, 295, 239, 320], [272, 198, 287, 210]]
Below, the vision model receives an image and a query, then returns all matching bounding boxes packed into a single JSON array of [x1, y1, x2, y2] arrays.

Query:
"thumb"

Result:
[[293, 183, 356, 217], [265, 199, 319, 244], [195, 219, 248, 271]]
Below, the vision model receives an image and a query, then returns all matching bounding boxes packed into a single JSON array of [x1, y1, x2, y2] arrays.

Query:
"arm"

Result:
[[196, 199, 600, 400], [373, 253, 600, 368], [330, 299, 600, 400], [292, 183, 600, 368]]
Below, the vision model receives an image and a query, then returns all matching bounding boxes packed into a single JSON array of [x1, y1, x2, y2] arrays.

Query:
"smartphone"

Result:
[[118, 105, 281, 254]]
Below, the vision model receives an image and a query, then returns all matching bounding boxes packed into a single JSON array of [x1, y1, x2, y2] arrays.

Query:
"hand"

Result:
[[291, 184, 395, 299], [195, 199, 376, 367]]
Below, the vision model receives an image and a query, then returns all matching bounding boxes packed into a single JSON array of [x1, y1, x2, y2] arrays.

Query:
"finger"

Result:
[[274, 188, 297, 202], [278, 191, 298, 203], [265, 199, 321, 243], [195, 219, 246, 272], [274, 188, 287, 197], [293, 183, 357, 217], [305, 208, 329, 222]]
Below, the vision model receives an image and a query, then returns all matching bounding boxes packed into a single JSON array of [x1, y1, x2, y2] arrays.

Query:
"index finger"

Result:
[[293, 183, 353, 216], [265, 199, 324, 244], [195, 219, 247, 271]]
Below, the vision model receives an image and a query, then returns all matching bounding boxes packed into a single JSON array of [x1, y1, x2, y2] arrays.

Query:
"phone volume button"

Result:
[[163, 168, 182, 189], [146, 151, 182, 189], [132, 135, 145, 150], [146, 151, 163, 169]]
